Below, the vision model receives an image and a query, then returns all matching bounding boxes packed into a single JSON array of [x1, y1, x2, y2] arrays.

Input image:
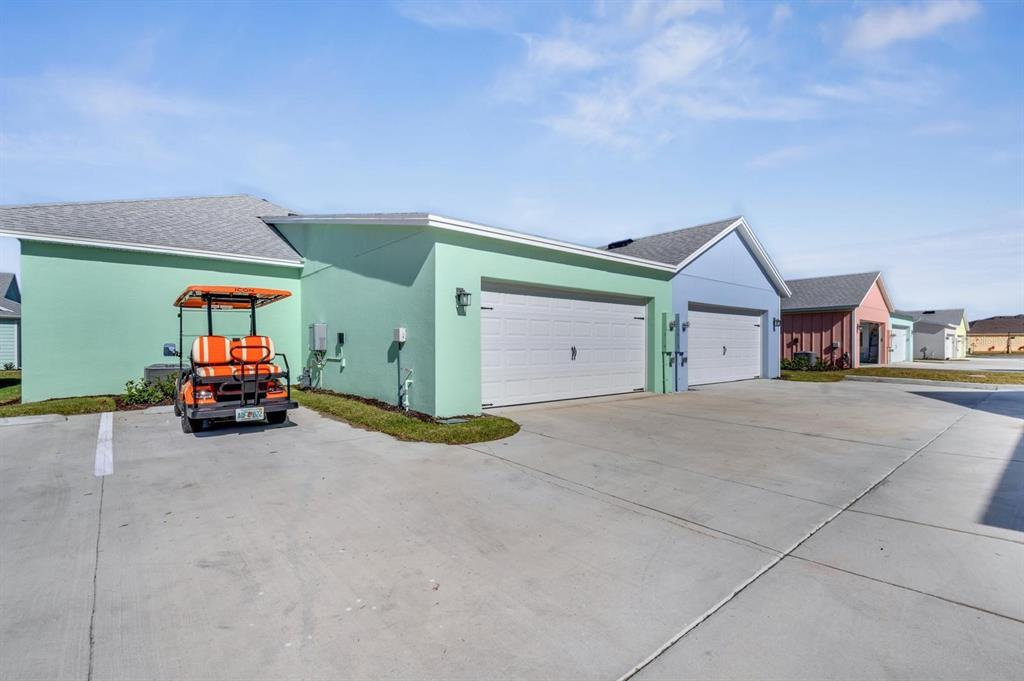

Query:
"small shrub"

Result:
[[123, 375, 177, 405], [2, 362, 14, 371]]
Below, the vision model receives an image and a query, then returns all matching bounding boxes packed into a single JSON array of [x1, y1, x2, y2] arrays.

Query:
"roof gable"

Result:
[[0, 195, 302, 267], [601, 216, 790, 296], [782, 271, 887, 311]]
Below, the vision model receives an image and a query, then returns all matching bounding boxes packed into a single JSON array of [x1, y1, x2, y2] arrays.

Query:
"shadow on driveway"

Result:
[[910, 390, 1023, 533]]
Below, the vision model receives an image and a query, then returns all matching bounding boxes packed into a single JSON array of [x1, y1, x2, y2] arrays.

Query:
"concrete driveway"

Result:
[[1, 381, 1021, 680]]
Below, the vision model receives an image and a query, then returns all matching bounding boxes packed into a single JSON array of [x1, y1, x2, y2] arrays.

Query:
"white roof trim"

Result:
[[266, 213, 678, 273], [672, 217, 792, 297], [0, 229, 304, 269]]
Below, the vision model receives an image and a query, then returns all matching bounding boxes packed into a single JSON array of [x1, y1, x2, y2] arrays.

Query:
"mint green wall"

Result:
[[276, 223, 438, 414], [432, 232, 673, 417], [20, 242, 301, 402]]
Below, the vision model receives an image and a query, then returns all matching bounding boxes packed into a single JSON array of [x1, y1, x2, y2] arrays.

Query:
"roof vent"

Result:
[[607, 238, 634, 250]]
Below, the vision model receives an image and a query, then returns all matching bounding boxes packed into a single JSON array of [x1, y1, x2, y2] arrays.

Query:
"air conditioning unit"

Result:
[[794, 351, 818, 366]]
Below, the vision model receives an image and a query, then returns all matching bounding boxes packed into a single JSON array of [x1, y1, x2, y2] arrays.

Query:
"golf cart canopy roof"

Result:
[[173, 285, 292, 309]]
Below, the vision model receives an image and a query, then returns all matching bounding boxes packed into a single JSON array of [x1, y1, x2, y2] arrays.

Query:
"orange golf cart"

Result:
[[168, 285, 297, 433]]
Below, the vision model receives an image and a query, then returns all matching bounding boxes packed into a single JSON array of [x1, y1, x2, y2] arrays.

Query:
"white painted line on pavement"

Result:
[[94, 412, 113, 477]]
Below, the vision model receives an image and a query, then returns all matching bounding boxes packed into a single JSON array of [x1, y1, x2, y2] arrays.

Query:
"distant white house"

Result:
[[0, 272, 20, 368], [899, 309, 969, 360]]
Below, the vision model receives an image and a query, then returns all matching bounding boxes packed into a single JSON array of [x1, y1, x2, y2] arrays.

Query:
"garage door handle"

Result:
[[722, 345, 727, 355], [571, 346, 577, 361]]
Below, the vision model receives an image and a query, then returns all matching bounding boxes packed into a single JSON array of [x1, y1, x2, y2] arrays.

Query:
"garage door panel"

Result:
[[688, 308, 762, 386], [481, 286, 646, 407]]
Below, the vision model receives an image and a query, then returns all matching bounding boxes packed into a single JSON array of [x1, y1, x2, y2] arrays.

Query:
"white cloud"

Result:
[[746, 144, 815, 169], [525, 36, 604, 72], [844, 0, 981, 53], [912, 120, 967, 136], [396, 1, 510, 31], [628, 0, 723, 28], [771, 4, 792, 29], [633, 23, 741, 89]]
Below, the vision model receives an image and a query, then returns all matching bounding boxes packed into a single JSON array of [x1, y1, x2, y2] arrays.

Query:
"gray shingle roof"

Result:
[[602, 217, 739, 265], [0, 195, 301, 265], [968, 315, 1024, 334], [0, 272, 18, 319], [781, 272, 880, 311], [898, 309, 966, 328]]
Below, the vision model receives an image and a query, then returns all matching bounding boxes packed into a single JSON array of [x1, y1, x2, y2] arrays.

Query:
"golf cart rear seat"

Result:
[[190, 335, 286, 379]]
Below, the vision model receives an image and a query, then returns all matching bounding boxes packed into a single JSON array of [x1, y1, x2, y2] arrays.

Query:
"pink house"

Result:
[[781, 272, 894, 368]]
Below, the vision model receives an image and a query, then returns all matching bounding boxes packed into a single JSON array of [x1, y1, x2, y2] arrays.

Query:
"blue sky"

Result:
[[1, 0, 1021, 317]]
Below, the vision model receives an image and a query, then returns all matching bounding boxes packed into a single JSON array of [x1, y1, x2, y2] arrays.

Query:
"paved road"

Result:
[[2, 381, 1021, 680]]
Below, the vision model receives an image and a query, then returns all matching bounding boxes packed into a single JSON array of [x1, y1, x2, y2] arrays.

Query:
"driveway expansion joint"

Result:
[[461, 442, 780, 556], [616, 398, 977, 681], [788, 554, 1024, 625], [86, 476, 105, 681]]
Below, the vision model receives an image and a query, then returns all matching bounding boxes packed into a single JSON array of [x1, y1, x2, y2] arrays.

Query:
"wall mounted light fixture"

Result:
[[455, 287, 472, 308], [773, 317, 783, 330]]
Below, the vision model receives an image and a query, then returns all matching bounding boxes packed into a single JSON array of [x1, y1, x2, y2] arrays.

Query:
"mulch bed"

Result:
[[113, 396, 175, 411], [304, 388, 439, 423]]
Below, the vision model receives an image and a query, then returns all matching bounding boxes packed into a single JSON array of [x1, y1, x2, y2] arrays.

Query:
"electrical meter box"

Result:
[[309, 323, 328, 352], [393, 327, 407, 343]]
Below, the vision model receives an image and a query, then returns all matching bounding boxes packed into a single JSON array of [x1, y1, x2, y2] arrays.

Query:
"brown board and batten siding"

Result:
[[782, 310, 852, 366]]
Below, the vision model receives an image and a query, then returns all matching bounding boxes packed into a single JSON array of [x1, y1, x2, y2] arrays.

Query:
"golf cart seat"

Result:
[[190, 335, 286, 379], [195, 364, 284, 378], [191, 335, 233, 366]]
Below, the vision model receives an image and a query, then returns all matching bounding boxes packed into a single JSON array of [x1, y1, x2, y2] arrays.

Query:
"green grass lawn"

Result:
[[293, 389, 520, 444], [0, 370, 117, 417], [781, 367, 1024, 385], [780, 370, 846, 382], [0, 395, 117, 418], [849, 367, 1024, 385], [0, 370, 21, 403]]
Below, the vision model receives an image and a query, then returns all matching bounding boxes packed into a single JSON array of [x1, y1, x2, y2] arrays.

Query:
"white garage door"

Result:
[[890, 328, 908, 363], [480, 285, 646, 407], [687, 308, 762, 385]]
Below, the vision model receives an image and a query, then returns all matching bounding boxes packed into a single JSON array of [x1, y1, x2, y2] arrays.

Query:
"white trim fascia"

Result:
[[672, 217, 793, 298], [267, 214, 678, 273], [0, 229, 304, 269]]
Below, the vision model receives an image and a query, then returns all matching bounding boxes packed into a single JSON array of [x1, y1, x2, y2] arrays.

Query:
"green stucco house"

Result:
[[0, 196, 679, 415], [0, 194, 793, 417]]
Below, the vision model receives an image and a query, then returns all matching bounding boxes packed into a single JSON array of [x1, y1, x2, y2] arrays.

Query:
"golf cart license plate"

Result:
[[235, 407, 265, 422]]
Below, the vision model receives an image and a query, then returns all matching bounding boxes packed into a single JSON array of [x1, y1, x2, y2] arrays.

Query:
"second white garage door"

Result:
[[687, 308, 763, 385], [481, 285, 646, 407]]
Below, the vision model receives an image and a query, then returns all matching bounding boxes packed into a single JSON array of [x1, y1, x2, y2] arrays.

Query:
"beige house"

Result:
[[968, 315, 1024, 354]]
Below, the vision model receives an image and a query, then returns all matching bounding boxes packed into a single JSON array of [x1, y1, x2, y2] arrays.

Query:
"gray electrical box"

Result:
[[309, 323, 328, 352]]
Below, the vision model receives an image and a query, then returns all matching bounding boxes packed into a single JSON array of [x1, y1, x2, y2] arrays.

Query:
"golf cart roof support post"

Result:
[[206, 295, 213, 336], [178, 305, 183, 375], [250, 296, 257, 336]]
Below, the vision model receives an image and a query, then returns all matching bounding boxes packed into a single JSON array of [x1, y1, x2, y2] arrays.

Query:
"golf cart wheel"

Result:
[[173, 399, 182, 417], [181, 413, 203, 434], [267, 410, 288, 425]]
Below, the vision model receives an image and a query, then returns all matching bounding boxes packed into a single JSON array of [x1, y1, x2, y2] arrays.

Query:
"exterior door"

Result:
[[890, 328, 908, 363], [480, 285, 646, 407], [687, 308, 762, 385]]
